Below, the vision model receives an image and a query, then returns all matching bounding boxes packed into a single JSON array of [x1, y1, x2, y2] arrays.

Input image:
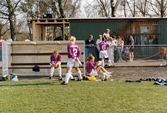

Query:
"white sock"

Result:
[[98, 61, 102, 66], [70, 74, 74, 79], [108, 59, 112, 65], [64, 73, 71, 83], [105, 73, 111, 79], [102, 59, 105, 67], [50, 67, 54, 77], [57, 67, 62, 77], [98, 72, 105, 79], [77, 70, 82, 80]]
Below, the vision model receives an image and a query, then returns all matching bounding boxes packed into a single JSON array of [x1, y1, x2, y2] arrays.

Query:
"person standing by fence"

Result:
[[5, 36, 13, 42], [96, 34, 103, 61], [107, 37, 115, 66], [129, 35, 135, 61], [116, 36, 123, 62], [0, 36, 4, 61], [85, 35, 95, 58], [61, 36, 82, 85]]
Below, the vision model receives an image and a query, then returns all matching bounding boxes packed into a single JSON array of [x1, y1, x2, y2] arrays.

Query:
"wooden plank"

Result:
[[9, 66, 84, 69], [10, 68, 84, 74], [11, 52, 84, 55], [11, 62, 84, 65]]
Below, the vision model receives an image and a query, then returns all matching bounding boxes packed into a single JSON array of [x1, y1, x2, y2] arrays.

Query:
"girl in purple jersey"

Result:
[[61, 36, 82, 85], [86, 54, 112, 81], [97, 37, 112, 67], [49, 50, 62, 80]]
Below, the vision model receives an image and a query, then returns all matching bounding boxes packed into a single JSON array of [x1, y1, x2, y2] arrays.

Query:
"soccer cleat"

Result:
[[83, 76, 88, 80], [70, 78, 76, 81], [77, 79, 83, 81], [49, 76, 53, 79], [61, 81, 67, 85], [58, 77, 63, 80], [104, 78, 108, 81]]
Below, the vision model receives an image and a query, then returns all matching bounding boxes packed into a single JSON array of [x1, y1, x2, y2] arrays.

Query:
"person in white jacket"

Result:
[[107, 37, 115, 66], [5, 36, 13, 42]]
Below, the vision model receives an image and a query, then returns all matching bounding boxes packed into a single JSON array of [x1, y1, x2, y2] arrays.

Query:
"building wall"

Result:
[[70, 19, 167, 44], [70, 20, 127, 41], [158, 20, 167, 44]]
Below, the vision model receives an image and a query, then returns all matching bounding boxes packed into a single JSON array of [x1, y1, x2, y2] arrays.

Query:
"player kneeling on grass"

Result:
[[61, 36, 82, 85], [50, 50, 62, 80], [86, 54, 112, 81]]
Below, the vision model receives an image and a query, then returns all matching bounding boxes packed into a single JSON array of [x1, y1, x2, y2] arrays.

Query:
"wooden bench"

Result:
[[2, 41, 86, 77], [9, 62, 84, 69], [9, 52, 85, 77]]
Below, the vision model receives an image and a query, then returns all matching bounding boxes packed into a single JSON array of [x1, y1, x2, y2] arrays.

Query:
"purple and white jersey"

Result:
[[86, 61, 96, 73], [50, 54, 61, 64], [67, 43, 81, 59], [98, 42, 109, 51]]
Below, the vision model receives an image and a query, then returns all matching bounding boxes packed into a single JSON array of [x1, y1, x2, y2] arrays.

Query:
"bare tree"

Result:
[[149, 0, 167, 17], [84, 0, 122, 17], [0, 0, 21, 40], [0, 20, 10, 36], [135, 0, 149, 17], [126, 0, 138, 17]]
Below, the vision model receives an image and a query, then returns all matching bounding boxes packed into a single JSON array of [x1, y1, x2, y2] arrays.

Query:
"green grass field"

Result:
[[0, 80, 167, 113]]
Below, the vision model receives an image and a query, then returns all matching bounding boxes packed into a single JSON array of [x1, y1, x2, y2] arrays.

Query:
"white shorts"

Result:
[[88, 69, 98, 76], [50, 61, 61, 66], [99, 50, 108, 58], [67, 58, 80, 68]]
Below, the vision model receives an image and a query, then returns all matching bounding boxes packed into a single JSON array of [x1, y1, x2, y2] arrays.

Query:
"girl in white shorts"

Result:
[[61, 36, 82, 85], [97, 37, 112, 67], [86, 54, 112, 81]]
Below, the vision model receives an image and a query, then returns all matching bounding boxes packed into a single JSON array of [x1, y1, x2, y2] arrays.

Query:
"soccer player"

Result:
[[49, 50, 62, 80], [86, 54, 112, 81], [61, 36, 82, 85], [97, 37, 112, 67]]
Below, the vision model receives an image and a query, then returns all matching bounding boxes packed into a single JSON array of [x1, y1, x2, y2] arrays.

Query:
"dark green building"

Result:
[[69, 17, 167, 45]]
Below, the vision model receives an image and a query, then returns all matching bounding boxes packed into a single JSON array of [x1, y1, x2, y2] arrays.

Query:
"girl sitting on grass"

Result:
[[86, 54, 112, 81]]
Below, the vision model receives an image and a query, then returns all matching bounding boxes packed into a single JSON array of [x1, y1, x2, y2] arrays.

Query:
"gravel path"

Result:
[[109, 67, 167, 80]]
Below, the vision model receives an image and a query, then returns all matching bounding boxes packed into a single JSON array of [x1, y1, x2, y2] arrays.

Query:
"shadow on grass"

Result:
[[0, 81, 58, 87]]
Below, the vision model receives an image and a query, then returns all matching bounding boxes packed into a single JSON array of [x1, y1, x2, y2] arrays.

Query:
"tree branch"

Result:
[[14, 0, 22, 11], [0, 16, 8, 19]]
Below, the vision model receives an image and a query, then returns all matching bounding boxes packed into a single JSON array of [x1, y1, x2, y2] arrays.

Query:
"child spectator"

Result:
[[123, 46, 129, 62], [103, 29, 110, 41], [86, 54, 112, 81], [49, 50, 62, 80], [61, 36, 82, 85]]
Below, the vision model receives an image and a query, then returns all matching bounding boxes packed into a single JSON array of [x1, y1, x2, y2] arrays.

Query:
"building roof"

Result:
[[29, 17, 167, 23]]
